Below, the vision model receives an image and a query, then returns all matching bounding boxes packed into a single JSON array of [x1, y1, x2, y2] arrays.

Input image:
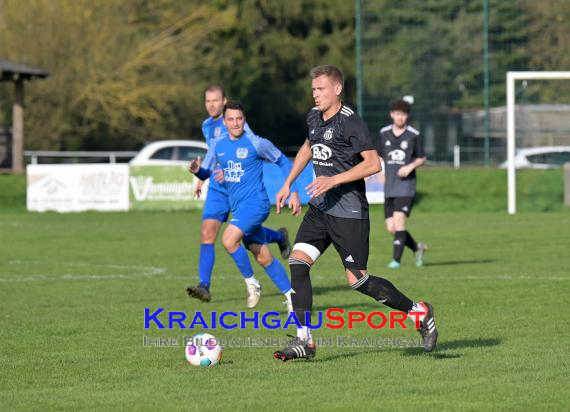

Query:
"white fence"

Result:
[[25, 150, 138, 164]]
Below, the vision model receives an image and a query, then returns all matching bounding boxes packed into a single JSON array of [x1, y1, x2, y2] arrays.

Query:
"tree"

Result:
[[522, 0, 570, 103], [0, 0, 356, 151]]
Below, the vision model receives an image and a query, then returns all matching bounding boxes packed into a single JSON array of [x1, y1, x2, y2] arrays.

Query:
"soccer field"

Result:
[[1, 208, 569, 411]]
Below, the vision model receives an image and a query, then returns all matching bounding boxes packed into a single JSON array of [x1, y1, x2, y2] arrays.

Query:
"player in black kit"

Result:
[[377, 99, 427, 269], [272, 65, 438, 361]]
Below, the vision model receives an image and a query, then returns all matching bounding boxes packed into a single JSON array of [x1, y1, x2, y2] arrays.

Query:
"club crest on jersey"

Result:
[[385, 140, 391, 146], [323, 128, 333, 141], [400, 141, 408, 150], [311, 144, 332, 161], [214, 127, 222, 138], [236, 148, 248, 159]]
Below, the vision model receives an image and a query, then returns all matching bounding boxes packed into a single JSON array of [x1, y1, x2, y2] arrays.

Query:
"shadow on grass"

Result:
[[312, 285, 350, 296], [401, 338, 502, 359], [309, 347, 389, 363], [424, 259, 495, 267], [276, 345, 468, 364]]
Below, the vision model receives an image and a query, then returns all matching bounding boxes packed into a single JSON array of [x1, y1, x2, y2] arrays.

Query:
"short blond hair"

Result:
[[205, 84, 226, 98], [310, 65, 344, 88]]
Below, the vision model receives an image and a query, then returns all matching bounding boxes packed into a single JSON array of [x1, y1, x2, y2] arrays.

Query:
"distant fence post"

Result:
[[12, 79, 24, 174], [453, 145, 460, 169], [564, 163, 570, 206]]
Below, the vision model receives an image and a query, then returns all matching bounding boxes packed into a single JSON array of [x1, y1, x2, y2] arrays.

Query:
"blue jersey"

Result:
[[202, 131, 296, 211], [201, 116, 252, 193]]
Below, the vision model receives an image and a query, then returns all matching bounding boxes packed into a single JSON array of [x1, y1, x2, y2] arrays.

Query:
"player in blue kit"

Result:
[[189, 101, 301, 310], [186, 85, 291, 303]]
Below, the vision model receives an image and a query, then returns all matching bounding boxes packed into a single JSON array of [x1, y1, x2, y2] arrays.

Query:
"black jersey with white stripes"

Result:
[[377, 125, 425, 197], [305, 104, 375, 219]]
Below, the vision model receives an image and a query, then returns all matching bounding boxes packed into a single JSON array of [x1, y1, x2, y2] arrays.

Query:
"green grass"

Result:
[[0, 174, 26, 212], [416, 168, 565, 212], [1, 208, 569, 411]]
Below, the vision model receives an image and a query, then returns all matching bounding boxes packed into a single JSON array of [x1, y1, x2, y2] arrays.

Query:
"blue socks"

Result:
[[262, 227, 283, 244], [198, 244, 215, 288], [263, 258, 292, 293], [229, 245, 254, 278], [226, 243, 291, 294]]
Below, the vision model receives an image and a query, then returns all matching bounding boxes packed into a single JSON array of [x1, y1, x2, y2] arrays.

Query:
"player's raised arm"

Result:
[[189, 140, 218, 181]]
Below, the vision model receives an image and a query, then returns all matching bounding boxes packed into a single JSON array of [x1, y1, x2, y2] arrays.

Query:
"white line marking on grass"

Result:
[[466, 275, 568, 281], [0, 275, 50, 282], [0, 261, 167, 282], [426, 274, 569, 281]]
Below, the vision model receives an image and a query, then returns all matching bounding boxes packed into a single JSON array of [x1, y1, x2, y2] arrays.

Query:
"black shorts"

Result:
[[384, 197, 414, 218], [294, 205, 369, 269]]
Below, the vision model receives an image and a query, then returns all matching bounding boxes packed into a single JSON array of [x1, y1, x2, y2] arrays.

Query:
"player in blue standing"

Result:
[[186, 85, 291, 304], [189, 100, 301, 311]]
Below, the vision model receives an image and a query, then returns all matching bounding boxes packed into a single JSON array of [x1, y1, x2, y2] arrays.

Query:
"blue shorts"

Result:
[[202, 188, 230, 222], [229, 204, 271, 247]]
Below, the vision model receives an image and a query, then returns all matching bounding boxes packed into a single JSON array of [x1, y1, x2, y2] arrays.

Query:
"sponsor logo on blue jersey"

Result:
[[224, 161, 244, 183]]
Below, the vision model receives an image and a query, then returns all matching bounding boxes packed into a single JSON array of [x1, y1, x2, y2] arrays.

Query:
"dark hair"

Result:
[[223, 101, 246, 116], [390, 99, 411, 114], [205, 84, 226, 98], [310, 64, 344, 88]]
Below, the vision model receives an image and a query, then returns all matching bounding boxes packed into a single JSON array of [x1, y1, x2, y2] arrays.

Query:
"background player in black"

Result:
[[378, 99, 427, 268], [273, 65, 438, 361]]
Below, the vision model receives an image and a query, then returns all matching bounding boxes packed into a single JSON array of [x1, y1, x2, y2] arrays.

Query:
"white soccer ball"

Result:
[[185, 333, 223, 367]]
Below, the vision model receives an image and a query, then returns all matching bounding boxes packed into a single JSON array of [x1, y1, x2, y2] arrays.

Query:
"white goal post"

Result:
[[506, 71, 570, 214]]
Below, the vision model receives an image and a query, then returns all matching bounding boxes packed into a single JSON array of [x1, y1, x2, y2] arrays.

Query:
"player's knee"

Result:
[[290, 250, 313, 266], [255, 252, 273, 267], [393, 211, 406, 220], [201, 225, 218, 243], [291, 243, 320, 266], [393, 215, 406, 231], [221, 235, 237, 253]]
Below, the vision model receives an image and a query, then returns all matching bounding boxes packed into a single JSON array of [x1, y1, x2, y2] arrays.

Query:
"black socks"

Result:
[[353, 274, 414, 313], [289, 258, 313, 326]]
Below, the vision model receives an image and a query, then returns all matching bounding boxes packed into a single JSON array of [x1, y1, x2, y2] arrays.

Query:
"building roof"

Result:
[[0, 59, 49, 81]]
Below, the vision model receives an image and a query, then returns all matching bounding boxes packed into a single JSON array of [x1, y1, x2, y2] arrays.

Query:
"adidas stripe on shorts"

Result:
[[294, 204, 369, 270]]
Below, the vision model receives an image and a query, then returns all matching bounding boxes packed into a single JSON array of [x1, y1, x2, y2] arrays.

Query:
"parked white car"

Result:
[[500, 146, 570, 169], [129, 140, 208, 166]]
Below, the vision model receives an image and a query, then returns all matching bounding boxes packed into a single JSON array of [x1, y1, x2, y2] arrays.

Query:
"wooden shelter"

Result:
[[0, 59, 49, 173]]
